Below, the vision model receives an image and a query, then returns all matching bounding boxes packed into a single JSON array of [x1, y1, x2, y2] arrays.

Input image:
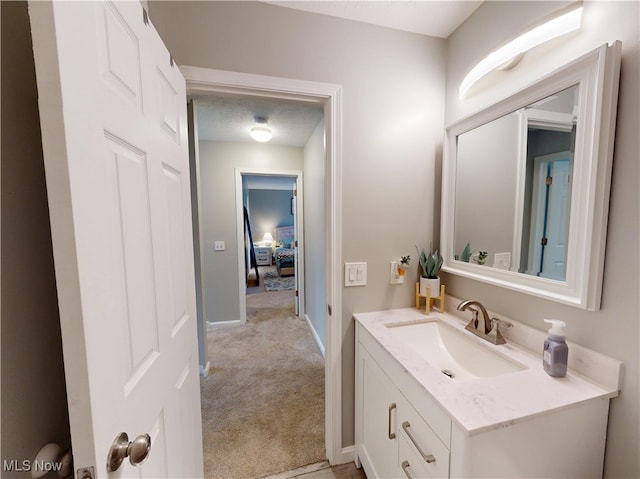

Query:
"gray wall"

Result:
[[149, 1, 446, 448], [445, 2, 639, 477], [303, 120, 327, 348], [1, 0, 71, 470], [199, 141, 303, 323]]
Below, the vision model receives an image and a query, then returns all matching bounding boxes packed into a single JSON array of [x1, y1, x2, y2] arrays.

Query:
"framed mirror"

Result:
[[441, 42, 622, 310]]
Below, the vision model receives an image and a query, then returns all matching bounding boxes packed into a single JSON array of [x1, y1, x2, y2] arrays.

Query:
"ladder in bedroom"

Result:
[[244, 206, 260, 286]]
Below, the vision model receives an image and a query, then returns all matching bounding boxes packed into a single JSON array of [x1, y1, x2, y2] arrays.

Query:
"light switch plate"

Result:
[[345, 262, 367, 287]]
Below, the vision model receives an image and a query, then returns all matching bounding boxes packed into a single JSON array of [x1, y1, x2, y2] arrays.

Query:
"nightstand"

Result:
[[254, 246, 272, 266]]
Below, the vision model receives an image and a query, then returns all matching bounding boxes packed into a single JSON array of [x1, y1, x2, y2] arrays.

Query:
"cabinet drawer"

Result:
[[399, 402, 450, 479], [254, 248, 272, 265]]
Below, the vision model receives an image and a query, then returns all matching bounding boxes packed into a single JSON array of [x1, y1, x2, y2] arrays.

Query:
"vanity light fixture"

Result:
[[250, 116, 272, 142], [459, 4, 583, 99]]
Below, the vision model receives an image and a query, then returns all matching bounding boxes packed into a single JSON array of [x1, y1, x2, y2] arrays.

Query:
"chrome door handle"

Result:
[[402, 421, 436, 463], [388, 403, 397, 439], [107, 432, 151, 472]]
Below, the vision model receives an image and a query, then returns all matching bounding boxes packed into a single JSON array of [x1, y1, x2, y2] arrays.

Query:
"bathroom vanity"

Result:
[[354, 305, 621, 478]]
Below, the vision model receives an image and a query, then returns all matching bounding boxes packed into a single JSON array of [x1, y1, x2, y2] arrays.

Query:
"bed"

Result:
[[273, 226, 295, 276]]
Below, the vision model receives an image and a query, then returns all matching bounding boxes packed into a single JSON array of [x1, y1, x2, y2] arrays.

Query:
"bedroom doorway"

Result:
[[238, 170, 304, 321], [184, 66, 345, 465]]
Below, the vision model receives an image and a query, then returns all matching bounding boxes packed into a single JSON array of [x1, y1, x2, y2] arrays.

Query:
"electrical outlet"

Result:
[[214, 241, 225, 251], [389, 261, 404, 284]]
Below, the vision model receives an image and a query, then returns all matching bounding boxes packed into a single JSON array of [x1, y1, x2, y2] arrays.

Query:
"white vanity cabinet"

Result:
[[357, 345, 450, 479], [355, 313, 615, 479]]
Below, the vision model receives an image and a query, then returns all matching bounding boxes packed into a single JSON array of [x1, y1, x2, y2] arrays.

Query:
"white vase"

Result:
[[419, 276, 440, 297]]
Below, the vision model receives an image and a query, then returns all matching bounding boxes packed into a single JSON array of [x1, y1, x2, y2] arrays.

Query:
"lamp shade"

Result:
[[262, 233, 274, 246]]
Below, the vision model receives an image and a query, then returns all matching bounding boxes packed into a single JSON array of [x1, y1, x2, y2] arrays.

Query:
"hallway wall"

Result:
[[303, 120, 327, 349]]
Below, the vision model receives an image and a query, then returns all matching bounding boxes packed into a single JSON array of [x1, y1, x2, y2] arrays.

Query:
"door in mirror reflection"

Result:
[[454, 85, 578, 281], [523, 151, 572, 280]]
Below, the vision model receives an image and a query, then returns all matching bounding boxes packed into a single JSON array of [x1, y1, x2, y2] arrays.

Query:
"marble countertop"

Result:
[[354, 306, 620, 436]]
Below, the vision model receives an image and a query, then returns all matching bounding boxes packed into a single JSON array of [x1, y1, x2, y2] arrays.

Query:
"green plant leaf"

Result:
[[460, 243, 472, 263]]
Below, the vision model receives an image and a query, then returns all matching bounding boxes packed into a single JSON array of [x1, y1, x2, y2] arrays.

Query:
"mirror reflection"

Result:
[[454, 85, 578, 281]]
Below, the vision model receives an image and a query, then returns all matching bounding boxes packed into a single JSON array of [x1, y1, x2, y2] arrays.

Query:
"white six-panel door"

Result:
[[29, 1, 203, 477]]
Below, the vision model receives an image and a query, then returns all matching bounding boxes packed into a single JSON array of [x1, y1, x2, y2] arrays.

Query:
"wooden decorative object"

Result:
[[415, 282, 445, 314]]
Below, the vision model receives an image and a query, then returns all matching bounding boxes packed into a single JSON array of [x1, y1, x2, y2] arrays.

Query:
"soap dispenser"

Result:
[[543, 319, 568, 377]]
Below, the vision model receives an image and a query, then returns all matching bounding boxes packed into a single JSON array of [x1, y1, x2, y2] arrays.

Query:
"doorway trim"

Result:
[[181, 66, 345, 465], [235, 168, 305, 325]]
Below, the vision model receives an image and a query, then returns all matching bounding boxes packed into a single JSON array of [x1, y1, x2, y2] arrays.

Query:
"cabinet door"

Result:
[[358, 348, 402, 479]]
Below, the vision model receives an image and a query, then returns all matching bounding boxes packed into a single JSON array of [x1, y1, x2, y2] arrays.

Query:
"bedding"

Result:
[[274, 246, 295, 276], [274, 226, 295, 276]]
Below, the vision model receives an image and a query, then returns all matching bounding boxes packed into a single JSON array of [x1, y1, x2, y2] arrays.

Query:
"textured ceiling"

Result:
[[194, 95, 324, 147]]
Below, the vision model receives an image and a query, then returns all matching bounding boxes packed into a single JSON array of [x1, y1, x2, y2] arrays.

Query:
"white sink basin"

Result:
[[385, 319, 526, 380]]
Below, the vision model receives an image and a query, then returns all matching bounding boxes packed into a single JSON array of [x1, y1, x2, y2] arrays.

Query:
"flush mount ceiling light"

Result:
[[250, 116, 272, 143], [459, 4, 583, 99]]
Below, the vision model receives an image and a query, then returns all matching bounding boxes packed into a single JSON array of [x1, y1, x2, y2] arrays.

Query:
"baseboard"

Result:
[[199, 361, 211, 377], [206, 319, 241, 328], [304, 314, 325, 358]]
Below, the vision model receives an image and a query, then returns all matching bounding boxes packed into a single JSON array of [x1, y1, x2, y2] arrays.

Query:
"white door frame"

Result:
[[235, 168, 305, 324], [181, 66, 345, 465]]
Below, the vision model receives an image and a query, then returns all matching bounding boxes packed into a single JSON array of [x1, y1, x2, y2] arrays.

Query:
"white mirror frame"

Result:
[[442, 42, 621, 311]]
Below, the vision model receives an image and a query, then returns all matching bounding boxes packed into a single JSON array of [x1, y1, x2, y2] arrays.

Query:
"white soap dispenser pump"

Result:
[[543, 319, 568, 377]]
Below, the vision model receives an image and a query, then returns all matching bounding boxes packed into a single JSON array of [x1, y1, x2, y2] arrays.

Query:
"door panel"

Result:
[[29, 1, 203, 477], [97, 2, 143, 109]]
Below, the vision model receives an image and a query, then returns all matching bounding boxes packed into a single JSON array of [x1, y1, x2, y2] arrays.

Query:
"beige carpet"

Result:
[[201, 289, 325, 479]]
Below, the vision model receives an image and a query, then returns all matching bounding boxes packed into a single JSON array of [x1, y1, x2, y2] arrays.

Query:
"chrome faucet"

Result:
[[457, 299, 511, 345], [457, 300, 492, 334]]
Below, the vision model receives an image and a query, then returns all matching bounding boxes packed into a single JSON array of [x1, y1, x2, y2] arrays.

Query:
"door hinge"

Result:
[[327, 304, 332, 315], [545, 176, 553, 185], [295, 290, 299, 297], [77, 466, 95, 479], [541, 237, 548, 246], [294, 240, 298, 247]]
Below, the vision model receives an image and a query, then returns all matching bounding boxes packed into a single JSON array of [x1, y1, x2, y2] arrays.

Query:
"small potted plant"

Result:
[[416, 245, 443, 296], [472, 250, 488, 265], [397, 255, 410, 276], [459, 243, 472, 263]]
